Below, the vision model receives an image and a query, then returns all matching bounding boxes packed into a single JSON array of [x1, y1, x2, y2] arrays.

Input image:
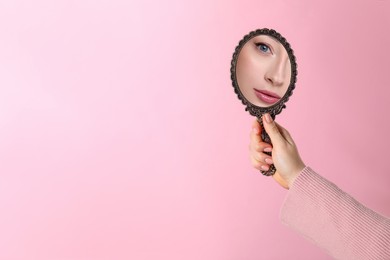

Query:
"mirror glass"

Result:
[[236, 35, 291, 107], [230, 28, 297, 118]]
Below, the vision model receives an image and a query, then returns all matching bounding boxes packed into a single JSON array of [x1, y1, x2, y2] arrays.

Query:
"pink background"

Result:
[[0, 0, 389, 259]]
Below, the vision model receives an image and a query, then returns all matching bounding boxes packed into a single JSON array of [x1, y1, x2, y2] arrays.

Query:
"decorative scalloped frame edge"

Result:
[[230, 28, 298, 118]]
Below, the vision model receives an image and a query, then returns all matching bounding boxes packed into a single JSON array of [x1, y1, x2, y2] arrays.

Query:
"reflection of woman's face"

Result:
[[236, 35, 291, 107]]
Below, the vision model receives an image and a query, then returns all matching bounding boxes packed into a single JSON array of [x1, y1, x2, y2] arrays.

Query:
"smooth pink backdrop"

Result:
[[0, 0, 389, 259]]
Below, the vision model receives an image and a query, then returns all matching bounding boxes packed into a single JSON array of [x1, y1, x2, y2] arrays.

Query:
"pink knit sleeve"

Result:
[[280, 167, 390, 259]]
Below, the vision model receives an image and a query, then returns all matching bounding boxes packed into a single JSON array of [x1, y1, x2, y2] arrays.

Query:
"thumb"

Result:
[[262, 113, 285, 145], [275, 122, 295, 146]]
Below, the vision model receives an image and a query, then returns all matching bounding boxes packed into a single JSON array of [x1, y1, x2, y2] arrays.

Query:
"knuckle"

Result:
[[250, 156, 261, 168], [254, 163, 262, 170], [271, 124, 279, 133], [254, 152, 262, 161]]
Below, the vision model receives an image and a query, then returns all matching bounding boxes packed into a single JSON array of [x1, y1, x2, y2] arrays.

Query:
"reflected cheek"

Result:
[[245, 57, 267, 83], [237, 52, 268, 95]]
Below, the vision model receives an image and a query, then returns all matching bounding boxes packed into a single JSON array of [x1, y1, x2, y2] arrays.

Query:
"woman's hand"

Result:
[[249, 113, 306, 189]]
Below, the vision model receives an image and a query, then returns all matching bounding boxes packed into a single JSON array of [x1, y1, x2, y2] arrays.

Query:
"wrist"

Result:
[[287, 164, 305, 189]]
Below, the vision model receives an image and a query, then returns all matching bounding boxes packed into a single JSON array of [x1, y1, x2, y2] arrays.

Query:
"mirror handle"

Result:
[[258, 116, 276, 176]]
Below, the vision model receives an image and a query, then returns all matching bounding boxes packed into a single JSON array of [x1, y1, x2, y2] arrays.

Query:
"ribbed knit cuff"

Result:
[[280, 167, 390, 259]]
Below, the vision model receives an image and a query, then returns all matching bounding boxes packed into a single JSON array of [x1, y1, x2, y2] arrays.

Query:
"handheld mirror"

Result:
[[230, 28, 297, 176]]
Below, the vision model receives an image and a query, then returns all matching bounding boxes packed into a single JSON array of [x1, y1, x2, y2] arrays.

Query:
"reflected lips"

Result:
[[253, 89, 281, 104]]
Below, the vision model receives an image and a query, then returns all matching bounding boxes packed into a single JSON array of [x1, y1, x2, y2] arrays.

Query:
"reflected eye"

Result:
[[255, 43, 271, 54]]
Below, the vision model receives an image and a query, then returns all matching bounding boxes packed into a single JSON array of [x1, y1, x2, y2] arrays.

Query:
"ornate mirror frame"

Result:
[[230, 28, 298, 118]]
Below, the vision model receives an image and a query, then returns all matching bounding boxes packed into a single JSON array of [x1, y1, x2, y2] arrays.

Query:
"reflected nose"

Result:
[[265, 58, 288, 87]]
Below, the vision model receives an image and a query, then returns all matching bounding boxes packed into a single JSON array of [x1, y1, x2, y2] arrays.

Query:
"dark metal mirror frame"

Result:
[[230, 28, 298, 118], [230, 28, 298, 176]]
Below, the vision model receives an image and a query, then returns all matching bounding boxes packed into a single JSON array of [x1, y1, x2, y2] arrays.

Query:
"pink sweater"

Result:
[[281, 167, 390, 259]]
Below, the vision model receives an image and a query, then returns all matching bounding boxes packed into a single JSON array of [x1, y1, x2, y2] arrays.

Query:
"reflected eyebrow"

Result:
[[253, 35, 285, 54]]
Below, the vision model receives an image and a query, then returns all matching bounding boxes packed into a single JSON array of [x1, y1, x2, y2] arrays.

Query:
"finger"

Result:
[[250, 147, 273, 164], [250, 154, 270, 171], [250, 119, 261, 143], [250, 120, 273, 152], [256, 118, 263, 137], [252, 119, 261, 133], [262, 113, 286, 145], [250, 141, 273, 153], [250, 128, 261, 145], [275, 122, 295, 145]]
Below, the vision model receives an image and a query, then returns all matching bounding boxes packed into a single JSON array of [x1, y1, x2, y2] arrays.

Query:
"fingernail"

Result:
[[261, 165, 269, 171], [265, 158, 273, 164], [264, 113, 272, 123], [264, 147, 272, 152]]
